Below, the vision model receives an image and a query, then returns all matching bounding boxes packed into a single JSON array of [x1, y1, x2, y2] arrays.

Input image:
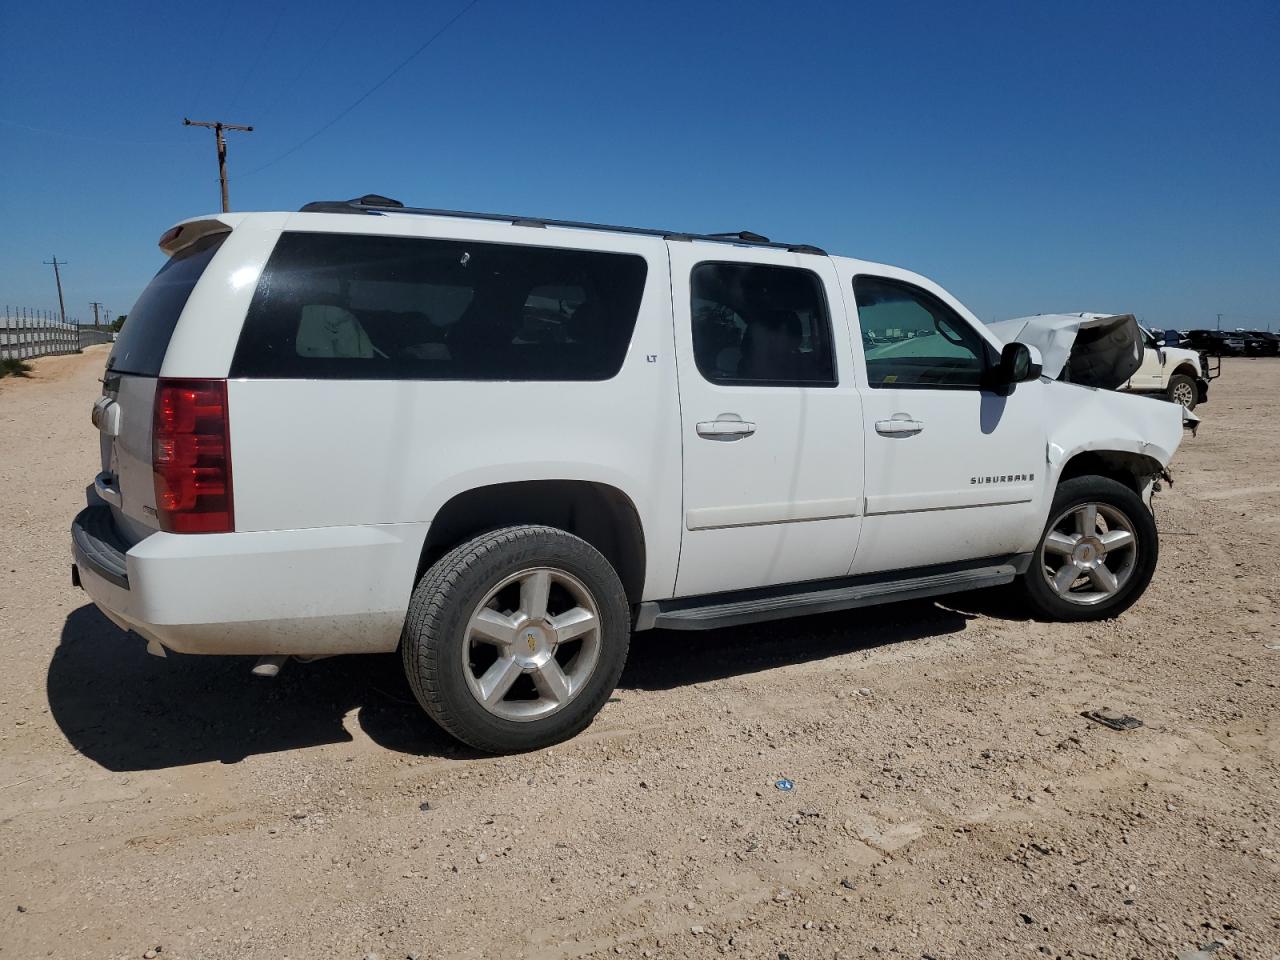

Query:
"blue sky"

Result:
[[1, 0, 1276, 328]]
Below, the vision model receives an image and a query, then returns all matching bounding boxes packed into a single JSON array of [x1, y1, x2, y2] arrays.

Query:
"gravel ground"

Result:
[[1, 347, 1277, 960]]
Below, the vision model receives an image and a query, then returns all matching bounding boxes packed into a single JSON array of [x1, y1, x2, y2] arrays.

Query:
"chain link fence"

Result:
[[1, 308, 114, 361]]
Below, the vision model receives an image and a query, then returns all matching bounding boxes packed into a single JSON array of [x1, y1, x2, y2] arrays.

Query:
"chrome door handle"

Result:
[[875, 418, 924, 436], [696, 416, 756, 441]]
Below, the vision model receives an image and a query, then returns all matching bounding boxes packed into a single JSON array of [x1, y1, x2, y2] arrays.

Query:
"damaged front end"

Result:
[[992, 311, 1201, 437], [991, 312, 1190, 512], [987, 312, 1144, 389]]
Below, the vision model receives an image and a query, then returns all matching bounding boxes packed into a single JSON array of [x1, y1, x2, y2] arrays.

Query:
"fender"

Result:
[[1040, 380, 1185, 502]]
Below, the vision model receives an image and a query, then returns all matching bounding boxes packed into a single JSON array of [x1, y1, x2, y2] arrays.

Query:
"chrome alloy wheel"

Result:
[[461, 567, 602, 722], [1039, 502, 1138, 605], [1171, 380, 1196, 408]]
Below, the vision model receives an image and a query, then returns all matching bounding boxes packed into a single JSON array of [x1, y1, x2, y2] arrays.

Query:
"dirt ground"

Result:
[[1, 346, 1276, 960]]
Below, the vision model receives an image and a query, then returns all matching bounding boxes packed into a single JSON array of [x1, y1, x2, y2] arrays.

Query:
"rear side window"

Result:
[[106, 232, 227, 376], [231, 233, 648, 381], [690, 262, 836, 387]]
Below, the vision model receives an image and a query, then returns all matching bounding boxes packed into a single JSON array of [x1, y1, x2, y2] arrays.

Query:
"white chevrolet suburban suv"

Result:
[[73, 195, 1185, 752]]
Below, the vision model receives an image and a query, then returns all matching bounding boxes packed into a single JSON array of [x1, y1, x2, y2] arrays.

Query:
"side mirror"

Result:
[[1163, 331, 1181, 346], [999, 342, 1042, 384]]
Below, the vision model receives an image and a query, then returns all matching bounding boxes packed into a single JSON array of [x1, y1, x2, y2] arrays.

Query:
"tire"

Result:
[[1165, 373, 1198, 410], [1019, 475, 1158, 622], [401, 525, 630, 752]]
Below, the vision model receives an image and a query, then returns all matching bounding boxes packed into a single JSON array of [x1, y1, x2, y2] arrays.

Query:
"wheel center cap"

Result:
[[516, 622, 552, 667], [1073, 539, 1101, 566]]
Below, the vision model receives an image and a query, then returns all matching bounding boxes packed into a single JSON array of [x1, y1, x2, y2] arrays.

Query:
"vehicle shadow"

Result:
[[51, 588, 1027, 771], [619, 589, 1025, 691], [47, 604, 469, 772]]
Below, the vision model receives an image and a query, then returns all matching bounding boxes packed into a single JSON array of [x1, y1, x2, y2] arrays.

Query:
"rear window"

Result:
[[230, 232, 649, 381], [107, 232, 227, 376]]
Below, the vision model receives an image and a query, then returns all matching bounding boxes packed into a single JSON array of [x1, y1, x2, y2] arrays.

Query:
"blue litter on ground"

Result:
[[775, 779, 794, 791]]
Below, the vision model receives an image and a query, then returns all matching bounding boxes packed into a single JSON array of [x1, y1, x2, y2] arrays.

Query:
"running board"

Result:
[[634, 555, 1031, 632]]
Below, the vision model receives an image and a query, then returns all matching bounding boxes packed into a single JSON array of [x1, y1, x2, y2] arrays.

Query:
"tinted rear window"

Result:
[[107, 232, 227, 376], [230, 232, 649, 381]]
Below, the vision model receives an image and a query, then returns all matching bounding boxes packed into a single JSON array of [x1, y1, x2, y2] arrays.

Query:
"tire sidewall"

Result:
[[405, 527, 630, 752], [1024, 476, 1159, 621]]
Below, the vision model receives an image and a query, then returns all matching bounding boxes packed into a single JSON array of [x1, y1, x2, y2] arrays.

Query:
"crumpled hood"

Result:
[[989, 312, 1144, 389]]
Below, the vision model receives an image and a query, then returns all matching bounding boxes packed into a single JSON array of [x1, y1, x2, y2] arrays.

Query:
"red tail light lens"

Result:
[[152, 378, 234, 533]]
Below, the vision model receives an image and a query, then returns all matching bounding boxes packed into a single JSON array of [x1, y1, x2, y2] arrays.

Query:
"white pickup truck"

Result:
[[1122, 325, 1215, 410], [72, 196, 1187, 751]]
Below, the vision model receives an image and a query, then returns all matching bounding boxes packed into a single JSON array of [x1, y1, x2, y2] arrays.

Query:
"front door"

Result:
[[669, 244, 865, 597], [836, 267, 1048, 575]]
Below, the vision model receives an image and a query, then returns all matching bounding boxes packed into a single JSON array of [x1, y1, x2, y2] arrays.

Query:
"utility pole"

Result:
[[43, 256, 68, 324], [183, 117, 254, 212], [90, 301, 103, 329]]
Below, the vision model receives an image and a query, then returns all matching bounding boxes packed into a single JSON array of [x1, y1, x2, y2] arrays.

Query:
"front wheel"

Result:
[[1020, 476, 1159, 622], [1166, 373, 1198, 410], [401, 525, 630, 753]]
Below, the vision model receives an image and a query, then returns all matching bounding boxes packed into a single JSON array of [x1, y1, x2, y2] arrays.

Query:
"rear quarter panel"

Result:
[[159, 214, 291, 378], [225, 217, 683, 602]]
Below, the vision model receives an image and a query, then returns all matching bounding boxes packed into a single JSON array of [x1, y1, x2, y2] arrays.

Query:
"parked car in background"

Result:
[[73, 195, 1188, 752], [1242, 331, 1278, 356], [1187, 330, 1246, 356], [1253, 332, 1280, 354]]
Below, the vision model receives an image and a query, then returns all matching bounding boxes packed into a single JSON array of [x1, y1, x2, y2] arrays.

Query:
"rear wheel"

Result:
[[1020, 476, 1158, 621], [1166, 373, 1197, 410], [402, 525, 630, 752]]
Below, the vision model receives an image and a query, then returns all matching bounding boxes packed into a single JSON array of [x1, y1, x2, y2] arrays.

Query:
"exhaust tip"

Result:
[[251, 655, 288, 678]]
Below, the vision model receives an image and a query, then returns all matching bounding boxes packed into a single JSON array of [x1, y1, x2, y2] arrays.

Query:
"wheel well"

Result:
[[1057, 450, 1165, 495], [417, 481, 647, 603]]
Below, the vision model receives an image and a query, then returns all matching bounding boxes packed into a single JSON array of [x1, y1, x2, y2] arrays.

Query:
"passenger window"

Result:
[[853, 276, 989, 389], [690, 262, 836, 387], [231, 233, 647, 381]]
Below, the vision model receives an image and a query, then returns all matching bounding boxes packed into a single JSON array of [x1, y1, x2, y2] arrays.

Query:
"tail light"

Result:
[[152, 378, 234, 533]]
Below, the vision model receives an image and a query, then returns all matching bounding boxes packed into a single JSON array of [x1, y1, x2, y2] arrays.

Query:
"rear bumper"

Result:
[[72, 505, 130, 589], [71, 504, 429, 656]]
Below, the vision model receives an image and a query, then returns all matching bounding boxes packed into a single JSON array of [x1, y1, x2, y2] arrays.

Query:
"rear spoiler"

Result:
[[158, 216, 234, 257]]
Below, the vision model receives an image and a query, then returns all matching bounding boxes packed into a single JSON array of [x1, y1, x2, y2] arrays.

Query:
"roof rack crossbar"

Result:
[[297, 196, 826, 255]]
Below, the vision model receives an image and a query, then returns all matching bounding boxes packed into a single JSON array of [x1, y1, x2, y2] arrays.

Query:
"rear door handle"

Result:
[[696, 416, 756, 441], [875, 418, 924, 436]]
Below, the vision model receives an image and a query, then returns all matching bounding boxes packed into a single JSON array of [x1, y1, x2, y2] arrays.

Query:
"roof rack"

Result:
[[297, 195, 827, 255]]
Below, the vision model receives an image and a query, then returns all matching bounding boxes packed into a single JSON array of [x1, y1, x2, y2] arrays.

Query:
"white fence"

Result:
[[1, 309, 113, 361]]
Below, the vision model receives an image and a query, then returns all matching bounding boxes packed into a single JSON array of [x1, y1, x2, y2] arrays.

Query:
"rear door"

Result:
[[96, 231, 229, 540], [669, 243, 864, 597], [836, 266, 1047, 575]]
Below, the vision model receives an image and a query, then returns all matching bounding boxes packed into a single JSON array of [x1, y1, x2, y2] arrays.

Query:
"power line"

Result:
[[255, 8, 358, 124], [0, 117, 189, 147], [238, 0, 480, 178], [228, 2, 286, 111], [184, 118, 255, 212]]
